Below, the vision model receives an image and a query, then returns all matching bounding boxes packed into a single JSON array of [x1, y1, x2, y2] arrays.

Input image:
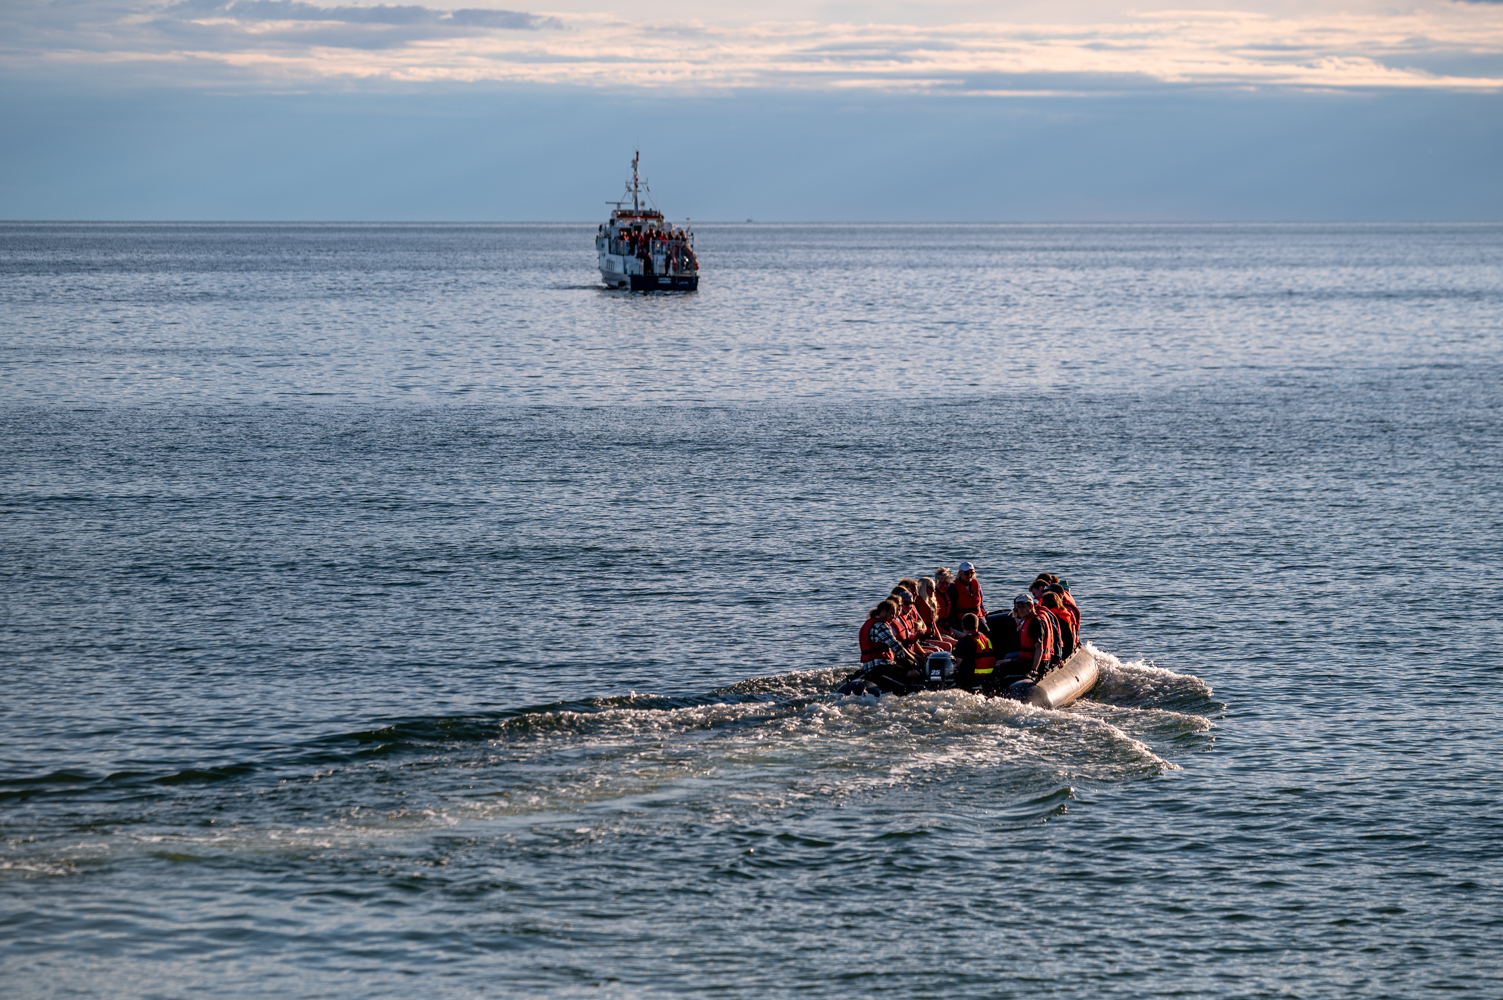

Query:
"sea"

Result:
[[2, 222, 1501, 999]]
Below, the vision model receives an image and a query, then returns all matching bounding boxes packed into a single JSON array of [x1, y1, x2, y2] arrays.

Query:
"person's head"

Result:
[[934, 567, 953, 585], [961, 613, 978, 632], [898, 577, 920, 594], [890, 586, 911, 603], [1012, 593, 1036, 616], [1030, 578, 1048, 598], [1040, 592, 1063, 609], [917, 577, 936, 599], [1046, 583, 1066, 597], [875, 599, 898, 619], [958, 561, 976, 580], [897, 591, 915, 609]]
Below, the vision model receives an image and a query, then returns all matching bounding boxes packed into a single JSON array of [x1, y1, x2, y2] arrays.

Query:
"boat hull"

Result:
[[600, 270, 698, 292], [1008, 646, 1099, 710]]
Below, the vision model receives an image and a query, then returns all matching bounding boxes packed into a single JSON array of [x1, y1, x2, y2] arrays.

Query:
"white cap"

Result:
[[958, 561, 975, 572], [1013, 593, 1035, 606]]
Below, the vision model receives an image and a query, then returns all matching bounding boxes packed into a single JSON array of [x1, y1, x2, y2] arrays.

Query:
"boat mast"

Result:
[[631, 151, 640, 213]]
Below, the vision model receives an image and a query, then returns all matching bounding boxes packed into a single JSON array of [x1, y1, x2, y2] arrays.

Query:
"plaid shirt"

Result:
[[863, 619, 906, 661]]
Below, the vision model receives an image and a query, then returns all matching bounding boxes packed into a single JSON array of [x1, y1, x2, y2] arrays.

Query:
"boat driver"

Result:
[[951, 613, 996, 692]]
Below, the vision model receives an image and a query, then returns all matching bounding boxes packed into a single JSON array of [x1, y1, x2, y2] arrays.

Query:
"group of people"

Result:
[[855, 562, 1082, 695], [619, 227, 698, 274]]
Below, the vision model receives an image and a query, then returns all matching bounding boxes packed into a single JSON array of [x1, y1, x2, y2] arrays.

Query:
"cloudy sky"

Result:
[[3, 0, 1501, 219]]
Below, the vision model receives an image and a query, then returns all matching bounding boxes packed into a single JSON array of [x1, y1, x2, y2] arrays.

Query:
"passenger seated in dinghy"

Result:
[[897, 585, 954, 652], [889, 588, 944, 655], [951, 614, 996, 692], [857, 599, 922, 686], [887, 587, 920, 646], [933, 567, 955, 632], [945, 562, 990, 636], [1032, 575, 1081, 630], [914, 578, 956, 649], [1039, 591, 1078, 659], [997, 593, 1061, 684]]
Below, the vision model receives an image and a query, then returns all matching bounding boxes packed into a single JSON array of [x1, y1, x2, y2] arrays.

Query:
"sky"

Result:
[[2, 0, 1502, 219]]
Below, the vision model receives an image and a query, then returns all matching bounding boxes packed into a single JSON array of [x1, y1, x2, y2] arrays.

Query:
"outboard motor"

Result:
[[924, 651, 955, 689]]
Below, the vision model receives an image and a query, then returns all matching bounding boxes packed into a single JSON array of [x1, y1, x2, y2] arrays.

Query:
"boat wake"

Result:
[[1, 645, 1218, 877]]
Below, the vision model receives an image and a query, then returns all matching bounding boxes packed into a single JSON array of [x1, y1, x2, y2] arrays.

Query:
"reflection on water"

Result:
[[3, 223, 1501, 999]]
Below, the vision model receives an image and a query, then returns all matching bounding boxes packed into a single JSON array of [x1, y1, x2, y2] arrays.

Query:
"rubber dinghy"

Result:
[[837, 645, 1099, 708], [1006, 646, 1099, 710]]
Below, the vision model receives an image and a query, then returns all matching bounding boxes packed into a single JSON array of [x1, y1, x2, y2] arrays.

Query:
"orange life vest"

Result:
[[859, 617, 895, 662], [917, 601, 939, 628], [1058, 592, 1081, 631], [970, 631, 996, 675], [1017, 610, 1058, 662], [952, 576, 983, 616], [1040, 606, 1074, 659]]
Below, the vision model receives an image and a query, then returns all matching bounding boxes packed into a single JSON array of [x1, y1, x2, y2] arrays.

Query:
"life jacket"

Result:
[[1041, 606, 1075, 659], [917, 600, 939, 628], [1016, 610, 1058, 664], [888, 609, 914, 643], [900, 606, 923, 638], [952, 576, 984, 618], [971, 631, 996, 675], [1059, 592, 1081, 631], [859, 617, 895, 663]]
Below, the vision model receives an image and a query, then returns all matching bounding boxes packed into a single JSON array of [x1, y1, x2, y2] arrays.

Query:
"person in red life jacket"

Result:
[[933, 567, 955, 631], [1045, 583, 1081, 635], [887, 587, 919, 639], [892, 588, 948, 654], [1030, 575, 1081, 632], [915, 578, 957, 650], [945, 562, 988, 635], [895, 578, 923, 633], [1038, 591, 1077, 659], [951, 613, 997, 692], [998, 593, 1059, 682], [857, 599, 921, 685], [1054, 582, 1082, 632]]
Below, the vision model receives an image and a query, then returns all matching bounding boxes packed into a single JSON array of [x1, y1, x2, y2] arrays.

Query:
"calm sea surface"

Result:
[[2, 223, 1502, 998]]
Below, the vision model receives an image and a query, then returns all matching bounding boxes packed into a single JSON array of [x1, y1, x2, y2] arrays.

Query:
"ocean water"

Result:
[[2, 222, 1502, 998]]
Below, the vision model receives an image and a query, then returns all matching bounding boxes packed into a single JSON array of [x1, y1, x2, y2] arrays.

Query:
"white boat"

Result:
[[596, 152, 699, 291]]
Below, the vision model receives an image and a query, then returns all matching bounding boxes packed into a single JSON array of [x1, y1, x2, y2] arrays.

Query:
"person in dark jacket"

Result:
[[951, 613, 996, 692], [997, 594, 1057, 682]]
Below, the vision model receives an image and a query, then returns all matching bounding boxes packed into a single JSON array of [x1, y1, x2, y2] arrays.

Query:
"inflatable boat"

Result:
[[1005, 645, 1099, 709], [837, 645, 1099, 709]]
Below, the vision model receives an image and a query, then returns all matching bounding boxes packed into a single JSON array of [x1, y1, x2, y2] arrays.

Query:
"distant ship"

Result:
[[596, 152, 699, 291]]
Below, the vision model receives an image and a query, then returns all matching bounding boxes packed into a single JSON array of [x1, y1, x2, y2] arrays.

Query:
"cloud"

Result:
[[163, 0, 559, 29], [3, 2, 1502, 92], [131, 1, 561, 52]]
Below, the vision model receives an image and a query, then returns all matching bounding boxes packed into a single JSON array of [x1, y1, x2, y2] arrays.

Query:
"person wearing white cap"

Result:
[[944, 562, 988, 636]]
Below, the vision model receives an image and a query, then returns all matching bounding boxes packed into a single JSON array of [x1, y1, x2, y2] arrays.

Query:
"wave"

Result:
[[0, 649, 1214, 825]]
